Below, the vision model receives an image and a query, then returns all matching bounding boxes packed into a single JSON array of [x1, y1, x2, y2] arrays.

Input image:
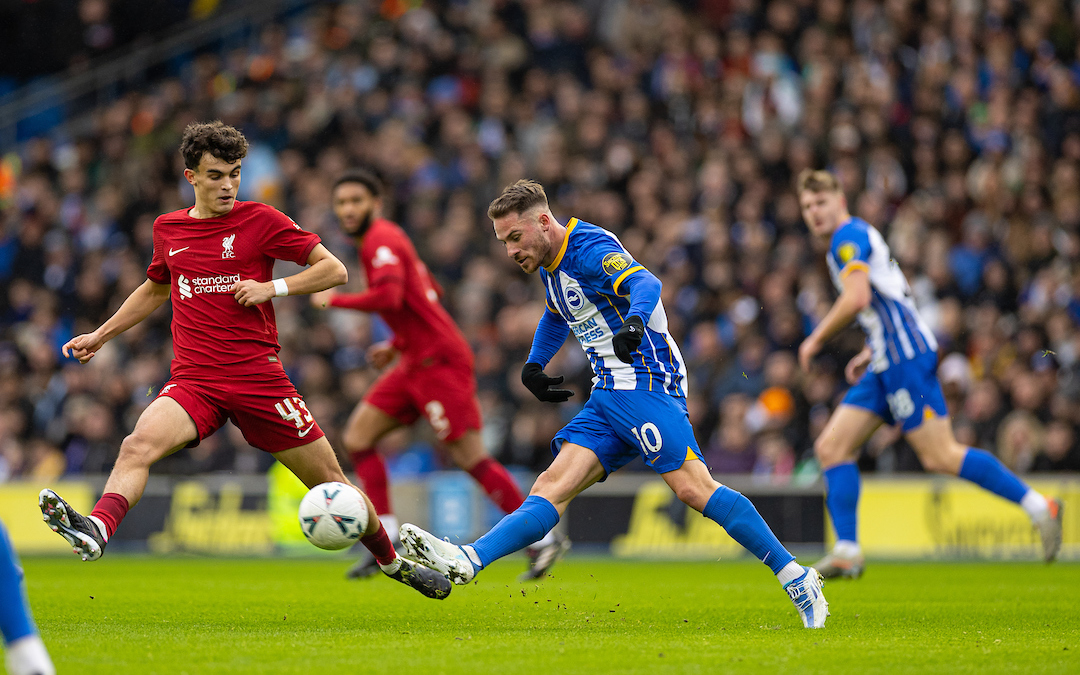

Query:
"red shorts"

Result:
[[158, 368, 325, 452], [365, 357, 481, 442]]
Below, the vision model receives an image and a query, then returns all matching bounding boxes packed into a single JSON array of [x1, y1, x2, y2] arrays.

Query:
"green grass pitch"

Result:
[[12, 556, 1078, 674]]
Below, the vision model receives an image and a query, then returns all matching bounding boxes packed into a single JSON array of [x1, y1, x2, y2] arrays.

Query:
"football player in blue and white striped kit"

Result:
[[1, 519, 54, 675], [796, 170, 1063, 578], [401, 180, 829, 629]]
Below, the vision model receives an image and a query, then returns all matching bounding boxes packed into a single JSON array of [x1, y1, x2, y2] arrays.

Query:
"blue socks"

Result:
[[703, 486, 795, 574], [470, 496, 560, 568], [0, 520, 37, 644], [823, 463, 861, 543], [958, 448, 1028, 503]]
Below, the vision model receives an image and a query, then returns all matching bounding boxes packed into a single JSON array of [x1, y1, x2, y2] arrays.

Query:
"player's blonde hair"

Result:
[[487, 180, 549, 220], [797, 169, 841, 194]]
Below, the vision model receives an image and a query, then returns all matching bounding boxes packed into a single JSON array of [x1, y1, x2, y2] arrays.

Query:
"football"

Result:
[[298, 482, 369, 550]]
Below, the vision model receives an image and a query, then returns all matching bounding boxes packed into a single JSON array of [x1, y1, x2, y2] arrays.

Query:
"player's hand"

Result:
[[62, 331, 106, 364], [232, 279, 275, 306], [367, 341, 398, 369], [311, 289, 336, 310], [612, 315, 645, 364], [845, 346, 873, 385], [521, 363, 574, 403], [798, 336, 822, 372]]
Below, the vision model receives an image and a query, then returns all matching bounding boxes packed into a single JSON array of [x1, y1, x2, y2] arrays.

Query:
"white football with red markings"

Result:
[[298, 482, 369, 550]]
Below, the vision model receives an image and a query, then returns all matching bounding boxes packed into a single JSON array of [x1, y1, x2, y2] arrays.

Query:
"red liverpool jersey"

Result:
[[146, 201, 320, 373], [329, 218, 472, 366]]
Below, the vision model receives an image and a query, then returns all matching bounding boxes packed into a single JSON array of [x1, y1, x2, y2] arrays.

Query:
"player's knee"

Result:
[[814, 434, 845, 467], [673, 484, 710, 511], [341, 428, 372, 454], [529, 469, 567, 502], [117, 433, 162, 467], [917, 442, 965, 475]]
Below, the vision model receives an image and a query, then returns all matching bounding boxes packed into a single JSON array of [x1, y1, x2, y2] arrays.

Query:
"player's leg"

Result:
[[341, 401, 403, 529], [905, 415, 1063, 561], [418, 364, 527, 516], [813, 403, 883, 578], [273, 436, 450, 599], [401, 442, 606, 585], [604, 388, 827, 628], [440, 427, 568, 580], [0, 520, 54, 675], [40, 394, 199, 561], [661, 459, 828, 627], [339, 401, 405, 579]]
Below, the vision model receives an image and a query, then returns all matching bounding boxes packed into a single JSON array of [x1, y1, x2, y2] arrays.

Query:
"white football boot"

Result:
[[399, 523, 478, 585]]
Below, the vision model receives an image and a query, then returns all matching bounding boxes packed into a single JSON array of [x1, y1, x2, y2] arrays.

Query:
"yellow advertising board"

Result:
[[0, 481, 94, 553], [841, 478, 1079, 559], [611, 481, 745, 559]]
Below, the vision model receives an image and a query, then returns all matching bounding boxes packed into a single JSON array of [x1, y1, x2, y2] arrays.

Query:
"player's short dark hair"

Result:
[[179, 121, 249, 170], [797, 169, 841, 194], [333, 169, 382, 198], [487, 179, 549, 220]]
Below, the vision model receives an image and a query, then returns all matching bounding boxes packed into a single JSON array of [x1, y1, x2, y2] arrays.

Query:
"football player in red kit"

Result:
[[39, 122, 449, 600], [312, 170, 569, 581]]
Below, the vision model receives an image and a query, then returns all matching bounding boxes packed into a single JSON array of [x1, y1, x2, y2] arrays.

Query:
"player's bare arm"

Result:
[[798, 268, 870, 371], [62, 279, 171, 363], [232, 243, 347, 307], [844, 345, 873, 385]]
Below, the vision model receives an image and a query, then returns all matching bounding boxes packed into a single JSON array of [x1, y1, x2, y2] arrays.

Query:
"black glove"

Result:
[[521, 362, 574, 403], [612, 315, 645, 364]]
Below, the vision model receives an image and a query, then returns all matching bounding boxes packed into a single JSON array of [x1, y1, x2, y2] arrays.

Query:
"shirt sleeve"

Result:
[[830, 223, 873, 279], [259, 206, 321, 265], [526, 305, 570, 367], [146, 216, 170, 284]]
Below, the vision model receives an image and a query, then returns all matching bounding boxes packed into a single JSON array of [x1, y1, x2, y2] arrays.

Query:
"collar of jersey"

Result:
[[544, 217, 578, 273], [828, 215, 856, 246]]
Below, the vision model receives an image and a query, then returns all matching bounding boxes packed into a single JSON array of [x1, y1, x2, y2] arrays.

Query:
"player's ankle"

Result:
[[462, 545, 483, 569], [1021, 490, 1051, 522], [834, 540, 861, 557], [87, 515, 109, 543], [379, 557, 403, 574]]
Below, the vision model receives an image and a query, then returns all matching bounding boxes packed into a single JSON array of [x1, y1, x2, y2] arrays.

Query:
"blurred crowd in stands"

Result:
[[3, 0, 1080, 484]]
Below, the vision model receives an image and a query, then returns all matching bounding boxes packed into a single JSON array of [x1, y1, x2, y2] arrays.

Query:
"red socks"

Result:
[[350, 449, 391, 515], [468, 457, 525, 514], [359, 522, 398, 566], [90, 492, 130, 540]]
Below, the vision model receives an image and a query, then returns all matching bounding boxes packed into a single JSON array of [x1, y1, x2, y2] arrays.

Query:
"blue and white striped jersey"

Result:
[[539, 219, 688, 396], [826, 217, 938, 373]]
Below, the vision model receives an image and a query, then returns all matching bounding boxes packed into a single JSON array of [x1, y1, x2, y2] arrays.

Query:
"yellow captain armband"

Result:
[[839, 261, 869, 279], [612, 265, 645, 295]]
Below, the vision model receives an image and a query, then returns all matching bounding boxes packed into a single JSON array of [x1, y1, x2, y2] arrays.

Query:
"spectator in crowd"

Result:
[[1, 0, 1079, 481]]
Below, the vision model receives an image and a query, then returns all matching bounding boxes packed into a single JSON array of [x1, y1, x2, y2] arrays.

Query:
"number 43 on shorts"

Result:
[[275, 397, 316, 436]]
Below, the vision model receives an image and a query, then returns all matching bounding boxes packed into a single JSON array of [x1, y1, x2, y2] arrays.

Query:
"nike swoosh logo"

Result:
[[298, 424, 316, 438], [169, 247, 190, 256]]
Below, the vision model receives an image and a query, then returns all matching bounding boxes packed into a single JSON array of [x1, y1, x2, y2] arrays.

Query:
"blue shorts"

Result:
[[841, 351, 948, 432], [551, 388, 704, 478]]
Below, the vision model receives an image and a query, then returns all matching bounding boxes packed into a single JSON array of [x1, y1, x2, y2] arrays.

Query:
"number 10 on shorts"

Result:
[[631, 422, 663, 461]]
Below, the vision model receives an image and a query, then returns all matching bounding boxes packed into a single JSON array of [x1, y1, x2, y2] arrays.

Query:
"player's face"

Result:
[[333, 182, 379, 236], [185, 153, 241, 217], [493, 210, 549, 274], [799, 189, 846, 238]]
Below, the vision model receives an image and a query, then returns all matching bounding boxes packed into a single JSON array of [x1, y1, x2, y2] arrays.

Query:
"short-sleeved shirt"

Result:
[[147, 201, 320, 375], [353, 218, 472, 366], [539, 218, 687, 396], [826, 217, 937, 373]]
